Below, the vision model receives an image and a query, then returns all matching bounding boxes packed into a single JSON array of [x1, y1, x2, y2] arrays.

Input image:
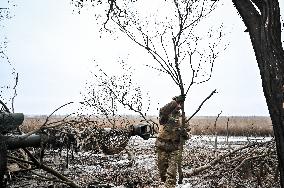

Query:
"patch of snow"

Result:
[[177, 183, 192, 188]]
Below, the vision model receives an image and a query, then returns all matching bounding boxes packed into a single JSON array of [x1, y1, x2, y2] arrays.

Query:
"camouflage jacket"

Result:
[[158, 100, 182, 141]]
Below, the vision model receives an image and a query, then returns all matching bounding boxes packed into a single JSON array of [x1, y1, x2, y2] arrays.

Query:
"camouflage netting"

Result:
[[44, 119, 132, 156], [98, 128, 131, 155]]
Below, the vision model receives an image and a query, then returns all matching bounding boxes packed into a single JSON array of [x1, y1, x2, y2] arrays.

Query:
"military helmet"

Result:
[[172, 94, 186, 103]]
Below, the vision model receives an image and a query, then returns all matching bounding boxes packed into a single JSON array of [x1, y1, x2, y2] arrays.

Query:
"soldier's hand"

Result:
[[168, 117, 176, 124], [179, 128, 189, 140]]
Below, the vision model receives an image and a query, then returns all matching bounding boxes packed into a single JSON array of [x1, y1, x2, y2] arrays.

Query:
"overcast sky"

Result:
[[1, 0, 284, 116]]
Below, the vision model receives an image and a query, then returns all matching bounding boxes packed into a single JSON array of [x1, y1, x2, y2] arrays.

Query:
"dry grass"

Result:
[[189, 116, 273, 136], [20, 116, 46, 133], [20, 115, 273, 137]]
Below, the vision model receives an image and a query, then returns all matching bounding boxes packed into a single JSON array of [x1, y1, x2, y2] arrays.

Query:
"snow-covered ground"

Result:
[[7, 135, 276, 188], [188, 135, 272, 148]]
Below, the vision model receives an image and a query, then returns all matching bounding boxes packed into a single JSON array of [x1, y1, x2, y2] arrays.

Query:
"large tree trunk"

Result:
[[0, 136, 7, 187], [232, 0, 284, 186]]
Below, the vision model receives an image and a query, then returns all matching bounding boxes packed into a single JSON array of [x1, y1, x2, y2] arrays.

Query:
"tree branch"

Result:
[[21, 102, 74, 140], [184, 142, 267, 176], [11, 73, 18, 113], [23, 148, 80, 188], [186, 89, 217, 123], [0, 99, 10, 113]]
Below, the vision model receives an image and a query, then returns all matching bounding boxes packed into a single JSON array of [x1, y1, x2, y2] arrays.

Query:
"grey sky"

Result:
[[1, 0, 284, 116]]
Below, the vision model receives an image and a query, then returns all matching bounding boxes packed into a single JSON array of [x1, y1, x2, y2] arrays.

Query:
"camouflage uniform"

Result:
[[156, 100, 186, 188]]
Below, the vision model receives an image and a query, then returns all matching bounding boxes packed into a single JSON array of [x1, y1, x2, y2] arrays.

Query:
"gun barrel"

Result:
[[4, 134, 48, 150]]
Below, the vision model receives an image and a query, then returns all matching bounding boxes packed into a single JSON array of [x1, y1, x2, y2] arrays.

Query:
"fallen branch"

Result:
[[7, 155, 34, 166], [29, 170, 71, 185], [23, 148, 80, 188], [233, 154, 270, 172], [184, 142, 266, 177], [6, 113, 80, 188]]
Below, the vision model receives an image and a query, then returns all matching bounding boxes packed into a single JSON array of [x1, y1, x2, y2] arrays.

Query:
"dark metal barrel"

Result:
[[4, 134, 48, 150]]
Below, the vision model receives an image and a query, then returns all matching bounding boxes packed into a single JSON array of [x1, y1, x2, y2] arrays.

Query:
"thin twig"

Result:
[[11, 73, 18, 113], [214, 111, 222, 151], [21, 102, 74, 139], [7, 155, 34, 166], [233, 154, 271, 172], [185, 142, 268, 177], [23, 148, 80, 188]]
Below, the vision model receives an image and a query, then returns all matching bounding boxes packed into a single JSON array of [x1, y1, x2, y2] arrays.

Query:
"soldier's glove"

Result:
[[168, 117, 178, 125], [179, 128, 189, 140]]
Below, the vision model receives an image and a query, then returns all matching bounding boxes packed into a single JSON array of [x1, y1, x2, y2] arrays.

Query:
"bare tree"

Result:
[[113, 1, 226, 183], [71, 0, 127, 30], [79, 61, 157, 129], [0, 3, 17, 186], [71, 0, 226, 183], [76, 0, 225, 128], [0, 1, 18, 114], [71, 0, 228, 126], [232, 0, 284, 186]]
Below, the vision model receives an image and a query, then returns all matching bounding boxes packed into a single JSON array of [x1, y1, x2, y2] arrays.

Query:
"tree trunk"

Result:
[[0, 137, 7, 187], [178, 87, 186, 184], [232, 0, 284, 186]]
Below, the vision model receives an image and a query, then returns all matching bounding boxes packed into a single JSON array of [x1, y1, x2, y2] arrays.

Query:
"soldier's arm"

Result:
[[159, 100, 180, 125], [159, 101, 178, 116]]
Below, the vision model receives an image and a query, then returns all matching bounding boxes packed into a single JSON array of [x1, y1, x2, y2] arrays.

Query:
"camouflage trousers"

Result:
[[156, 147, 182, 188]]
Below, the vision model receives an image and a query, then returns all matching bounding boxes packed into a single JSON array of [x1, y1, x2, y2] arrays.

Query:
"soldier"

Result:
[[156, 95, 189, 188]]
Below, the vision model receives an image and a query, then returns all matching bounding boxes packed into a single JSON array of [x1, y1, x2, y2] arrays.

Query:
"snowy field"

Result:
[[7, 135, 277, 188]]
